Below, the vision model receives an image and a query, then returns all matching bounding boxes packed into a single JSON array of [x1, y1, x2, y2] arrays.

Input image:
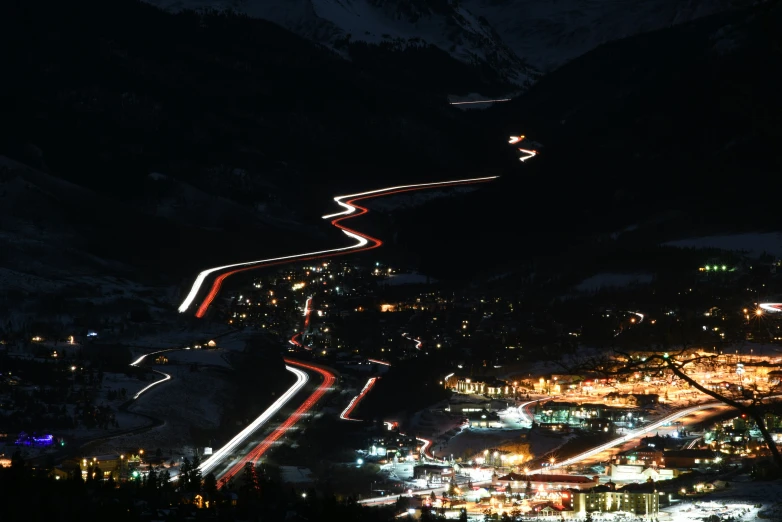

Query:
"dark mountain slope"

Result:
[[1, 0, 489, 196], [0, 0, 500, 293], [396, 3, 782, 280]]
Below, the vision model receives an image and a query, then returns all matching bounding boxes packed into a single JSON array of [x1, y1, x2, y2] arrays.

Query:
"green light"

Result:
[[132, 471, 140, 478], [663, 353, 669, 359], [722, 265, 727, 271], [705, 266, 710, 271]]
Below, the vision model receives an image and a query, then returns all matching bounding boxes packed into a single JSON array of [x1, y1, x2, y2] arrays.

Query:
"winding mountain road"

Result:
[[174, 136, 537, 480]]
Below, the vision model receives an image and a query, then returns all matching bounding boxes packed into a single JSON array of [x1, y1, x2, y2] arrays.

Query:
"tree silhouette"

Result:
[[203, 472, 218, 505], [570, 347, 782, 469]]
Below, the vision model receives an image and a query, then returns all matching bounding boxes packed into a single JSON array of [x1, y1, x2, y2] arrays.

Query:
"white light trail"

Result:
[[449, 98, 511, 106], [130, 348, 181, 400], [527, 403, 722, 474], [303, 296, 312, 317], [133, 371, 171, 400], [402, 332, 422, 350], [178, 234, 368, 313], [627, 311, 644, 323], [508, 135, 537, 162], [417, 436, 432, 457], [179, 176, 498, 314], [198, 365, 309, 476], [518, 397, 550, 424], [340, 377, 377, 421], [759, 303, 782, 313], [367, 358, 391, 366]]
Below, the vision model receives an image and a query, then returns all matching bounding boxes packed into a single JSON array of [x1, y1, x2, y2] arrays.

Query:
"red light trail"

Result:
[[182, 137, 537, 476], [339, 377, 378, 421], [219, 358, 335, 482], [191, 179, 494, 318]]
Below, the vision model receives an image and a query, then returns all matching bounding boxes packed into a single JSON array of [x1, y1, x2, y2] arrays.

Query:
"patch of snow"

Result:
[[90, 366, 232, 454], [665, 232, 782, 257]]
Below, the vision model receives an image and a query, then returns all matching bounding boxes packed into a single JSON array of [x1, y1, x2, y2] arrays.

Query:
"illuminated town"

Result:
[[1, 1, 781, 518]]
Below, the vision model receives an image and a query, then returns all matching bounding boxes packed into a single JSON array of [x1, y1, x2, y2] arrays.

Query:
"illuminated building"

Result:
[[413, 464, 454, 485], [572, 484, 660, 517], [495, 473, 599, 492]]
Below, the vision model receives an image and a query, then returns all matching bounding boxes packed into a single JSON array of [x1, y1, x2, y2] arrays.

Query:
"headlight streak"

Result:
[[180, 176, 500, 317], [526, 403, 722, 474], [627, 311, 645, 323], [759, 303, 782, 313], [130, 348, 181, 400], [218, 359, 335, 482], [197, 365, 309, 477], [509, 136, 537, 162], [402, 332, 422, 350], [176, 137, 536, 479], [339, 377, 378, 421]]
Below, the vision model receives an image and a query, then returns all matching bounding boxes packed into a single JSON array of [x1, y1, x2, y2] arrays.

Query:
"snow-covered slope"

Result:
[[143, 0, 536, 85], [463, 0, 752, 72], [142, 0, 749, 84]]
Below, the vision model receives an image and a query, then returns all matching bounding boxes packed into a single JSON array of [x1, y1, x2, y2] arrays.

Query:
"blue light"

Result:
[[15, 433, 55, 447]]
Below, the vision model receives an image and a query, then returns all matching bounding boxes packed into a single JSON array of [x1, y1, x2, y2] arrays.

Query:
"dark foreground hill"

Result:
[[395, 3, 782, 281]]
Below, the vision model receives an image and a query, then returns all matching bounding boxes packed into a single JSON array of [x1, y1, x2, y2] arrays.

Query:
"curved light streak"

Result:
[[182, 176, 498, 317], [759, 303, 782, 313], [357, 404, 727, 506], [518, 397, 550, 425], [627, 311, 645, 323], [130, 348, 181, 400], [133, 370, 171, 400], [219, 359, 335, 481], [367, 358, 391, 366], [199, 365, 309, 477], [289, 332, 311, 351], [527, 402, 723, 474], [509, 135, 537, 162], [402, 332, 422, 350], [340, 377, 378, 421], [179, 136, 535, 479], [303, 296, 313, 324]]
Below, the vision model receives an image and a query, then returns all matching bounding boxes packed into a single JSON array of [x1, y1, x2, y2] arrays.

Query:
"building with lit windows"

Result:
[[413, 464, 454, 485], [572, 484, 660, 517], [54, 454, 128, 481], [662, 449, 720, 468], [450, 377, 512, 396], [495, 473, 599, 492]]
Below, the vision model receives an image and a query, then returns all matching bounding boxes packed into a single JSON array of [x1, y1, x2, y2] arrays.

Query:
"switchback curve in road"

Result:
[[180, 176, 499, 318]]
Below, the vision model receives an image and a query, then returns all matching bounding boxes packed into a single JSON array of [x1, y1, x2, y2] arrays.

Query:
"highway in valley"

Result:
[[167, 137, 538, 487]]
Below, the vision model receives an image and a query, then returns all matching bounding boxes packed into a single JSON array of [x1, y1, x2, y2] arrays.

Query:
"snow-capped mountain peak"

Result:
[[143, 0, 537, 86]]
